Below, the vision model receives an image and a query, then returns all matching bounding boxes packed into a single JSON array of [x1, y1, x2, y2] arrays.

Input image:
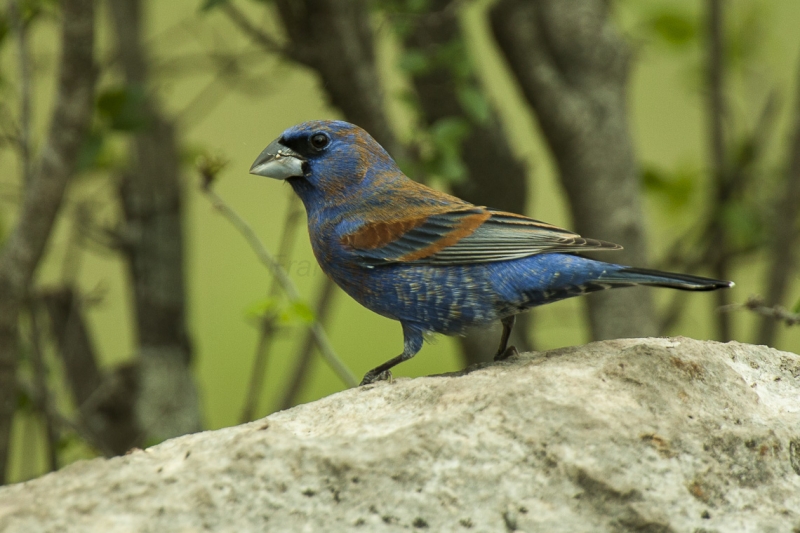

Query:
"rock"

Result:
[[0, 337, 799, 532]]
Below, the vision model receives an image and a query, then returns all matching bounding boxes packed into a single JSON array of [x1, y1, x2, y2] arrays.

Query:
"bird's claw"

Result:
[[359, 369, 393, 386], [494, 345, 519, 362]]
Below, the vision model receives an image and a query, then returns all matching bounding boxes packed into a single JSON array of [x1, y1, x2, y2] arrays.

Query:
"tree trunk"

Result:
[[490, 0, 656, 340], [108, 0, 201, 442]]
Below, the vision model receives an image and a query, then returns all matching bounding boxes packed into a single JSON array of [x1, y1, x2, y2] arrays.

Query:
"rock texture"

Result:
[[1, 337, 799, 532]]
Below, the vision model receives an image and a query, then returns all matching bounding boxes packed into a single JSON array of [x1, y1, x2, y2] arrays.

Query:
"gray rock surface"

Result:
[[1, 337, 799, 532]]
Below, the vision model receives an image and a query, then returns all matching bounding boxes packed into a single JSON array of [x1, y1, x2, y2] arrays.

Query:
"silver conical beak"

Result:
[[249, 139, 307, 180]]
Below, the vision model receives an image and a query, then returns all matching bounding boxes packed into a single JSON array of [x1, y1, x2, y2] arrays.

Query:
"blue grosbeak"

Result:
[[250, 120, 732, 385]]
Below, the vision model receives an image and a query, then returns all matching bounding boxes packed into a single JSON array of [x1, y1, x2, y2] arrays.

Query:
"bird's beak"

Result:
[[249, 139, 307, 180]]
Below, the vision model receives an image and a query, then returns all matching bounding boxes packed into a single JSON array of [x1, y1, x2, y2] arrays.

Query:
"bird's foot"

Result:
[[494, 345, 519, 362], [359, 369, 393, 386]]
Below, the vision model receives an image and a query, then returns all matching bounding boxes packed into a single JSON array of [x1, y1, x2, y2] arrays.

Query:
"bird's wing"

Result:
[[341, 207, 622, 266]]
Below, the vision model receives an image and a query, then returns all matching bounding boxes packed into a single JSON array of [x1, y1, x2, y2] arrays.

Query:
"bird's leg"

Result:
[[360, 324, 424, 386], [494, 315, 519, 361]]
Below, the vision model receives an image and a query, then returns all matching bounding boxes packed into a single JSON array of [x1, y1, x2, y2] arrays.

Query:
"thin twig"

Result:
[[200, 184, 357, 388], [11, 0, 33, 185], [706, 0, 732, 341], [221, 3, 288, 57], [720, 296, 800, 328], [239, 195, 303, 423]]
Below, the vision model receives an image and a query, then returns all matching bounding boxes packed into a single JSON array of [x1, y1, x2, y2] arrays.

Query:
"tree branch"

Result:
[[239, 196, 304, 423], [200, 182, 357, 389], [221, 3, 288, 57], [40, 289, 102, 409], [721, 296, 800, 328], [0, 0, 96, 484]]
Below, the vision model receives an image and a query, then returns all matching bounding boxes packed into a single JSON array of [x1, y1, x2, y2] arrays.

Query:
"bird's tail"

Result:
[[598, 267, 733, 291]]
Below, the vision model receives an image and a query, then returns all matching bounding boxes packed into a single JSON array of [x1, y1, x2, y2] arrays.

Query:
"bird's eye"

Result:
[[309, 133, 330, 151]]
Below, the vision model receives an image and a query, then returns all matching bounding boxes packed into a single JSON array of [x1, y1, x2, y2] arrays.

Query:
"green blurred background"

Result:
[[1, 0, 799, 483]]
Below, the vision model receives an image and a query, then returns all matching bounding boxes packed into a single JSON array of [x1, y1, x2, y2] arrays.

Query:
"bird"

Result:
[[250, 120, 733, 385]]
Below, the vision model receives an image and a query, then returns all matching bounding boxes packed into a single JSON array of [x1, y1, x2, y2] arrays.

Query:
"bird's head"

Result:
[[250, 120, 398, 206]]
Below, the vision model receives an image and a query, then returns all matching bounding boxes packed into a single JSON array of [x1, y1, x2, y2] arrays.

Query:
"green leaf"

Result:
[[17, 0, 59, 25], [0, 14, 9, 47], [792, 298, 800, 314], [244, 297, 282, 320], [427, 117, 471, 183], [640, 164, 695, 210], [647, 10, 696, 47], [733, 137, 758, 169], [398, 49, 430, 75], [244, 298, 314, 325], [279, 301, 315, 325], [720, 201, 764, 250], [17, 389, 32, 411], [406, 0, 430, 13], [75, 130, 105, 172], [389, 18, 413, 39], [395, 88, 422, 115], [76, 130, 126, 173], [96, 85, 150, 132], [430, 116, 470, 149], [437, 38, 471, 80], [56, 432, 83, 452], [436, 155, 467, 184], [456, 84, 490, 124], [725, 3, 765, 70]]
